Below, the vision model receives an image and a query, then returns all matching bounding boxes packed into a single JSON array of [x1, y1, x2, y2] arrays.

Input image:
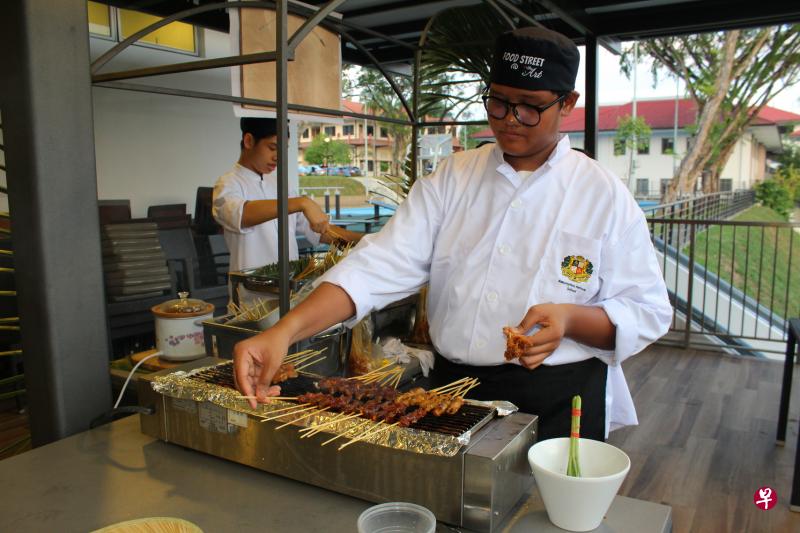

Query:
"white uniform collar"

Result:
[[235, 163, 267, 182], [493, 134, 571, 186]]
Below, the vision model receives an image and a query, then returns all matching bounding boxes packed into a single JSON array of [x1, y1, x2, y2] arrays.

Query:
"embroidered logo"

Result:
[[561, 255, 593, 283]]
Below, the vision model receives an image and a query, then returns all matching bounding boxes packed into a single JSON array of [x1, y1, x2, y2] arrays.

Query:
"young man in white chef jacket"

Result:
[[213, 118, 361, 305], [232, 29, 672, 440]]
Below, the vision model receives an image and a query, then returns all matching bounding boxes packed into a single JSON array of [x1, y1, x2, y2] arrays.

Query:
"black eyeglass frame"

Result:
[[481, 91, 567, 127]]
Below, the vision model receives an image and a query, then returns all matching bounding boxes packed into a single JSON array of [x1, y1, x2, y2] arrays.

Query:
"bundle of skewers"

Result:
[[240, 364, 481, 451], [227, 298, 274, 323], [270, 348, 329, 383]]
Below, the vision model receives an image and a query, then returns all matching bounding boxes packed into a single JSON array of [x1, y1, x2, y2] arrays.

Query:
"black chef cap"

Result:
[[490, 27, 579, 93], [240, 117, 278, 141]]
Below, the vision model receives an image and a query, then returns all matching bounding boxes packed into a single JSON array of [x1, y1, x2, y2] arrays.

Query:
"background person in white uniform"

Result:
[[213, 118, 361, 304], [232, 29, 671, 441]]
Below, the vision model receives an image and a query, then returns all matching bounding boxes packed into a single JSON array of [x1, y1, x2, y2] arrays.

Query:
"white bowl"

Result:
[[528, 437, 630, 532]]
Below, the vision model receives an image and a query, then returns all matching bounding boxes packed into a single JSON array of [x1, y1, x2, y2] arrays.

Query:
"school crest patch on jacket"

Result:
[[561, 255, 593, 283]]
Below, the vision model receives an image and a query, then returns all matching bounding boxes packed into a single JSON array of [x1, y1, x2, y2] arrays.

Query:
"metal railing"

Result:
[[642, 190, 755, 220], [649, 216, 799, 357]]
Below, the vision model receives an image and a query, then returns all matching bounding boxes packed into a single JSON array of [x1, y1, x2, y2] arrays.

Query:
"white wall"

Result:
[[91, 28, 300, 218], [567, 131, 688, 195]]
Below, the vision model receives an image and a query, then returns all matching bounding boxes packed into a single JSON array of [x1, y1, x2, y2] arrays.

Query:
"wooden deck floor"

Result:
[[609, 344, 800, 533], [1, 344, 799, 532]]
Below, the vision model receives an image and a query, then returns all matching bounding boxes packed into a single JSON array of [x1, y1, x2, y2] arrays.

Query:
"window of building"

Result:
[[118, 8, 198, 55], [312, 127, 320, 137], [302, 129, 310, 139], [661, 137, 675, 155], [380, 127, 388, 138], [636, 178, 650, 196], [343, 125, 354, 136], [88, 1, 114, 38], [637, 140, 650, 155], [613, 140, 626, 156], [720, 179, 733, 192], [324, 126, 336, 137], [367, 160, 374, 172], [367, 125, 374, 136]]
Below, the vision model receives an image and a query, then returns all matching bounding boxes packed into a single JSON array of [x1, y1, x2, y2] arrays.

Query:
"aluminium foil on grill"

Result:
[[150, 361, 495, 457]]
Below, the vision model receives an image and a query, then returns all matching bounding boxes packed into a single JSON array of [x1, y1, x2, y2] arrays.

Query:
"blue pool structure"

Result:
[[320, 200, 662, 236]]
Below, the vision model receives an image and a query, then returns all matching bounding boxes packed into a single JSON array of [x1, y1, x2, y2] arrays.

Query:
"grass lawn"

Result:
[[686, 205, 799, 320], [299, 176, 365, 196]]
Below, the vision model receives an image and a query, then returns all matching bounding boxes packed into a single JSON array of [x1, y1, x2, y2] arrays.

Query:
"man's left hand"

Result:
[[510, 303, 573, 370]]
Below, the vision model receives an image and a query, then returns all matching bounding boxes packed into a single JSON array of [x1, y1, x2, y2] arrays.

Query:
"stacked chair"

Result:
[[101, 198, 230, 358]]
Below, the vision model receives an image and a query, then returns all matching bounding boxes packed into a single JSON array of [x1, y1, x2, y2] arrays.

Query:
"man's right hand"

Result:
[[302, 197, 330, 235], [233, 327, 292, 409]]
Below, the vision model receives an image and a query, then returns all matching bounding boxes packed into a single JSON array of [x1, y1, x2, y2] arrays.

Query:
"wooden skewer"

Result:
[[444, 378, 478, 396], [351, 361, 394, 380], [275, 407, 330, 430], [259, 404, 316, 422], [299, 412, 362, 438], [457, 381, 481, 398], [431, 377, 471, 392], [236, 395, 297, 401], [321, 420, 373, 446], [338, 421, 400, 451], [435, 378, 477, 395], [294, 356, 327, 372]]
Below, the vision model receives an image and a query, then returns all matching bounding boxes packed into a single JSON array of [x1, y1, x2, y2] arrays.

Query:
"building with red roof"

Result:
[[472, 98, 800, 197], [298, 99, 461, 176]]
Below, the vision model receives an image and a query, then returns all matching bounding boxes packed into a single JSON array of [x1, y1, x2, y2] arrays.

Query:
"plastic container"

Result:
[[357, 502, 436, 533], [528, 437, 630, 532]]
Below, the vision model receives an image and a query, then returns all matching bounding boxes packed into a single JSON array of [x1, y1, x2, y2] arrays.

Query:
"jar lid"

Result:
[[151, 292, 214, 318]]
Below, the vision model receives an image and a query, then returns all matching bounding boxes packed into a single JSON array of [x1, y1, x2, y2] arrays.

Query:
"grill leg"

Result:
[[778, 324, 797, 445]]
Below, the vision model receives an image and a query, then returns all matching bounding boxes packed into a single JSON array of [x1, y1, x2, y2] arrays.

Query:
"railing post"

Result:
[[335, 189, 341, 219], [324, 189, 330, 214], [685, 223, 696, 349]]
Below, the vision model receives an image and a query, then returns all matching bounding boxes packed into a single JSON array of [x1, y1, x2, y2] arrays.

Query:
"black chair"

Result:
[[98, 199, 131, 225], [157, 226, 228, 309], [194, 187, 221, 236], [102, 220, 175, 357]]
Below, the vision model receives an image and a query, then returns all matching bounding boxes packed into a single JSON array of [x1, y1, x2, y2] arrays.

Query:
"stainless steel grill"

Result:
[[138, 358, 537, 532], [187, 361, 494, 437]]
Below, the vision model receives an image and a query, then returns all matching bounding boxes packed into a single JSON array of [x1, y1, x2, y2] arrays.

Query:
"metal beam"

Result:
[[584, 34, 599, 159], [0, 0, 111, 445], [287, 0, 347, 51], [277, 0, 291, 316], [92, 51, 284, 83], [340, 31, 416, 122], [535, 0, 593, 36], [93, 81, 415, 126], [491, 0, 547, 29]]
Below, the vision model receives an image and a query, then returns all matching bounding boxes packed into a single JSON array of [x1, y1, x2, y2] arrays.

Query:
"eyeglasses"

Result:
[[482, 92, 566, 127]]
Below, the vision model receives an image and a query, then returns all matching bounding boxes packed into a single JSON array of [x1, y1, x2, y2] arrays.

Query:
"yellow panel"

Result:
[[87, 1, 111, 37], [119, 9, 196, 53]]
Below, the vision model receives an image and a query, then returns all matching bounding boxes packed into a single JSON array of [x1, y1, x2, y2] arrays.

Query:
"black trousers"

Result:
[[431, 354, 607, 442]]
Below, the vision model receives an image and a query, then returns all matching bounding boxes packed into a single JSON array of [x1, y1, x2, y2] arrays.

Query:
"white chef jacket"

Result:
[[319, 136, 672, 434], [212, 164, 321, 274]]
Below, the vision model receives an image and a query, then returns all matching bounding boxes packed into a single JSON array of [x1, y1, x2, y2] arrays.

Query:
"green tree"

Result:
[[614, 115, 652, 190], [778, 140, 800, 171], [755, 179, 794, 219], [623, 26, 800, 201], [304, 135, 351, 171]]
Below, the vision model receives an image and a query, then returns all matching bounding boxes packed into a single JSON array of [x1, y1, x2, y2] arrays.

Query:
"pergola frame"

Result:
[[88, 0, 605, 315]]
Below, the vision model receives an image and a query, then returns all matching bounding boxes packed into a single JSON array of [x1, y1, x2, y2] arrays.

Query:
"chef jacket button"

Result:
[[499, 244, 510, 255], [475, 339, 486, 349], [511, 199, 522, 209], [486, 291, 498, 302]]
